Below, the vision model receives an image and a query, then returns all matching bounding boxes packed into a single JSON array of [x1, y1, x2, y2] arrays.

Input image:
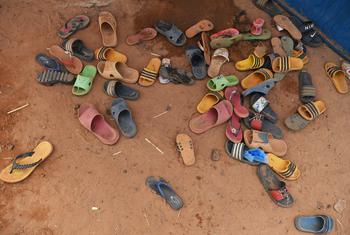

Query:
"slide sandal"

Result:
[[273, 15, 302, 40], [243, 111, 283, 139], [111, 98, 137, 138], [47, 45, 83, 74], [280, 36, 294, 56], [209, 35, 242, 49], [35, 53, 65, 72], [197, 91, 224, 113], [244, 130, 287, 156], [253, 0, 282, 16], [198, 32, 211, 65], [224, 86, 249, 118], [272, 56, 303, 73], [299, 71, 316, 103], [62, 38, 94, 62], [241, 68, 273, 89], [99, 11, 117, 47], [176, 134, 195, 166], [210, 28, 239, 40], [267, 153, 300, 181], [185, 19, 214, 38], [207, 75, 239, 91], [189, 100, 233, 134], [0, 141, 53, 183], [225, 112, 242, 143], [72, 65, 96, 96], [78, 103, 119, 145], [97, 61, 139, 83], [271, 37, 286, 56], [324, 62, 348, 94], [257, 165, 294, 207], [95, 47, 127, 63], [126, 27, 157, 45], [155, 20, 186, 46], [185, 46, 207, 79], [235, 54, 265, 71], [103, 80, 139, 100], [225, 141, 260, 165], [138, 57, 161, 87], [240, 29, 271, 41], [58, 15, 89, 39], [295, 215, 333, 234], [37, 70, 75, 86], [208, 48, 230, 77], [146, 176, 183, 210]]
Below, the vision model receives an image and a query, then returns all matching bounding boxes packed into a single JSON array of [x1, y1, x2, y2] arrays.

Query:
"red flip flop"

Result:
[[210, 28, 240, 40], [189, 100, 233, 134], [226, 112, 242, 143], [78, 103, 119, 145], [225, 86, 249, 118]]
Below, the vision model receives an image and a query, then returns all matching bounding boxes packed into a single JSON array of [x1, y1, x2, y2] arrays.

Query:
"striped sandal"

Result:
[[95, 47, 127, 63], [272, 56, 304, 72], [138, 58, 161, 87], [241, 68, 273, 89], [267, 153, 300, 181], [235, 54, 265, 71], [37, 70, 75, 86], [103, 80, 139, 100], [324, 62, 348, 94], [292, 49, 309, 64], [299, 71, 316, 103], [225, 141, 259, 165]]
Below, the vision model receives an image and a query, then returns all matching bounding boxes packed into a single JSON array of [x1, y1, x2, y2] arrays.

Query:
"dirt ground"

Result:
[[0, 0, 349, 234]]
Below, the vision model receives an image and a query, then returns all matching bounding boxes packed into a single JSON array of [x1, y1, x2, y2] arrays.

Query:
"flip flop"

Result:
[[95, 47, 127, 63], [185, 19, 214, 38], [37, 70, 75, 86], [176, 134, 195, 166], [0, 141, 53, 183], [235, 54, 265, 71], [250, 18, 264, 35], [208, 48, 230, 77], [78, 103, 119, 145], [99, 11, 117, 47], [253, 0, 282, 16], [126, 27, 157, 45], [299, 71, 316, 103], [224, 86, 249, 118], [72, 65, 97, 96], [207, 75, 239, 91], [273, 15, 302, 40], [241, 68, 273, 89], [103, 80, 139, 100], [257, 165, 294, 207], [271, 37, 286, 56], [240, 29, 271, 41], [243, 111, 283, 139], [62, 38, 94, 61], [210, 28, 239, 40], [225, 141, 260, 165], [189, 100, 233, 134], [272, 56, 303, 73], [97, 61, 139, 83], [35, 53, 65, 72], [138, 58, 161, 87], [111, 98, 137, 138], [209, 35, 242, 49], [47, 45, 83, 74], [185, 46, 207, 79], [280, 36, 294, 56], [198, 32, 211, 65], [324, 62, 348, 94], [58, 15, 90, 39], [295, 215, 334, 234], [158, 58, 172, 84], [155, 20, 186, 46], [146, 176, 183, 210], [226, 112, 242, 143], [197, 91, 224, 113], [342, 61, 350, 79], [244, 130, 287, 156], [267, 153, 300, 180]]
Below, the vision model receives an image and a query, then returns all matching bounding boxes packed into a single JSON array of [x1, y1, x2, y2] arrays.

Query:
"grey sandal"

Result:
[[299, 71, 316, 103], [155, 20, 186, 46], [111, 98, 137, 138]]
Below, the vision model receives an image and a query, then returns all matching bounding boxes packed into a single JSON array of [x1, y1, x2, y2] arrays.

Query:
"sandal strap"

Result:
[[229, 120, 241, 136], [278, 56, 290, 72], [302, 102, 320, 120], [106, 80, 118, 97], [258, 68, 273, 79], [10, 152, 42, 173], [140, 68, 158, 82], [97, 47, 110, 60], [326, 66, 342, 78], [251, 54, 265, 69], [65, 38, 79, 53], [280, 161, 296, 178], [230, 142, 245, 160], [301, 85, 316, 97]]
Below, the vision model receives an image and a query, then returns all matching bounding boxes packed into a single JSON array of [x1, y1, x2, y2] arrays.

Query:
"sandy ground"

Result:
[[0, 0, 349, 234]]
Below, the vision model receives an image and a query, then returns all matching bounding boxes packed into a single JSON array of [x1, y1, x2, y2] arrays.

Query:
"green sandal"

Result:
[[210, 35, 242, 49], [207, 75, 239, 91], [240, 29, 271, 41], [72, 65, 97, 96]]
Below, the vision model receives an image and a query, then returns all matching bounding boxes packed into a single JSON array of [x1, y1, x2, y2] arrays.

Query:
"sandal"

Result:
[[0, 141, 53, 183], [35, 53, 65, 72], [126, 27, 157, 45], [185, 46, 207, 79], [197, 91, 224, 113], [155, 20, 186, 46], [292, 49, 309, 65], [176, 134, 195, 166], [185, 19, 214, 38], [272, 56, 303, 72], [208, 48, 230, 77], [271, 37, 286, 56], [207, 75, 239, 91], [253, 42, 268, 58], [138, 58, 161, 86], [62, 38, 94, 61], [210, 28, 239, 40], [37, 70, 75, 86], [295, 215, 334, 234], [198, 32, 211, 65], [243, 111, 283, 139], [58, 15, 89, 39], [47, 45, 83, 74], [209, 35, 242, 49], [273, 15, 302, 40], [225, 112, 242, 143], [244, 130, 287, 156], [224, 86, 249, 118], [225, 141, 260, 165], [250, 18, 265, 35], [240, 29, 271, 41], [235, 54, 265, 71], [324, 62, 348, 94], [95, 47, 127, 63], [72, 65, 97, 96], [99, 11, 117, 47], [111, 98, 137, 138], [168, 69, 194, 85], [280, 36, 294, 56], [267, 153, 300, 180], [299, 71, 316, 103], [97, 61, 139, 83], [103, 80, 139, 100], [241, 68, 273, 89]]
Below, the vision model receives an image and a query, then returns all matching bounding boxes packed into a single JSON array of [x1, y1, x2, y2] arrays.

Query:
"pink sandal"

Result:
[[251, 18, 265, 36], [226, 112, 242, 143], [225, 86, 249, 118]]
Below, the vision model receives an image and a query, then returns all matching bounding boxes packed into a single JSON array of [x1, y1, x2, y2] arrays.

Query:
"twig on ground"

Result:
[[145, 138, 164, 154], [176, 210, 182, 223], [7, 103, 29, 114], [143, 210, 150, 227], [112, 151, 122, 156], [150, 52, 161, 57], [152, 105, 171, 118]]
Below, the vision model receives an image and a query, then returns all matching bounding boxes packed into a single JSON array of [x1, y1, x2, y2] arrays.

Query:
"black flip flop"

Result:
[[243, 111, 283, 139], [253, 0, 282, 16], [146, 176, 183, 210], [62, 38, 94, 61], [104, 80, 139, 100], [289, 16, 322, 47], [250, 93, 278, 123], [35, 53, 65, 72], [111, 98, 137, 138], [169, 69, 194, 85], [185, 46, 207, 80], [36, 70, 75, 86], [155, 20, 186, 46], [299, 71, 316, 104]]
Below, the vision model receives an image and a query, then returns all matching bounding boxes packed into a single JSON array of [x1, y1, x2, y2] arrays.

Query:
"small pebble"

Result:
[[334, 199, 346, 214], [211, 149, 221, 161], [91, 207, 99, 211]]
